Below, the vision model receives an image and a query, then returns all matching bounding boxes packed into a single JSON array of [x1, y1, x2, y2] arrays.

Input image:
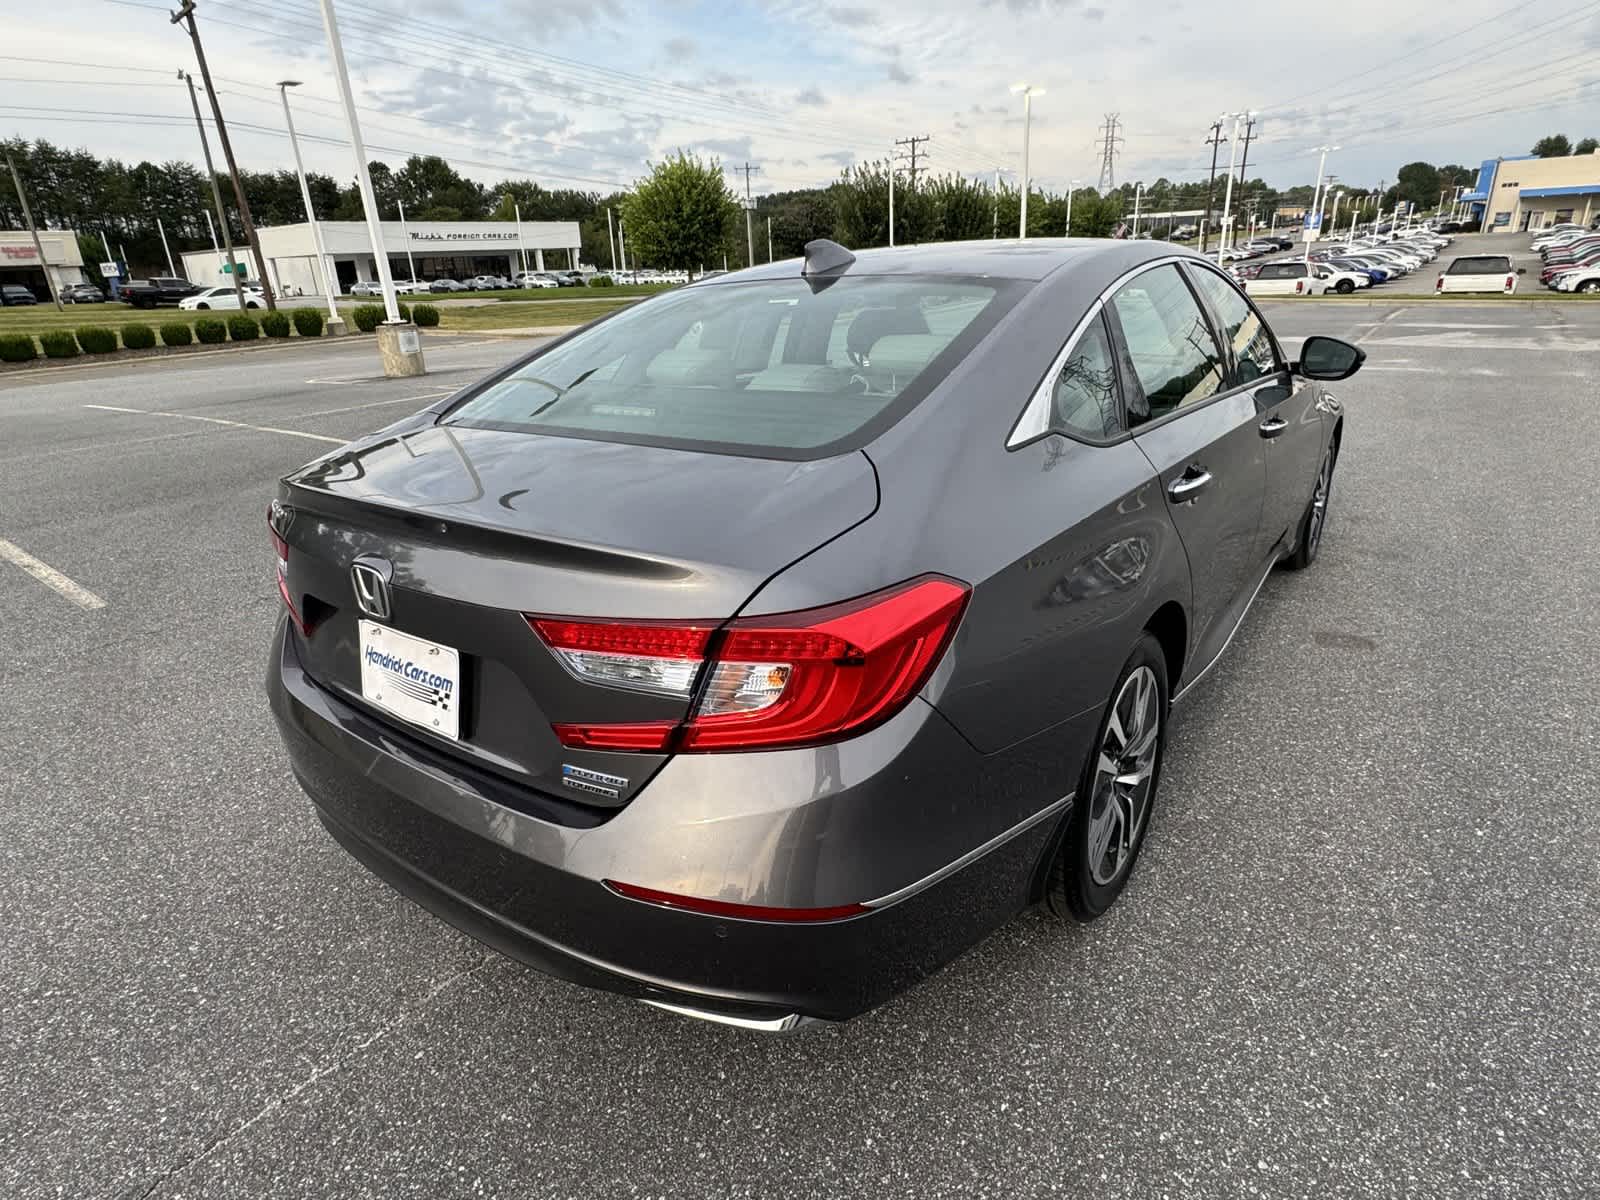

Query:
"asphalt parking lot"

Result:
[[1245, 230, 1541, 294], [3, 305, 1598, 1199]]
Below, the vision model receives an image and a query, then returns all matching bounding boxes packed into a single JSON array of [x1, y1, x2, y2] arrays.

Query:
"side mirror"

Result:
[[1294, 335, 1365, 381], [1517, 267, 1527, 275]]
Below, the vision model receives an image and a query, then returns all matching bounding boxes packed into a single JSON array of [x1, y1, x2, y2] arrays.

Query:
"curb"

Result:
[[0, 328, 487, 384]]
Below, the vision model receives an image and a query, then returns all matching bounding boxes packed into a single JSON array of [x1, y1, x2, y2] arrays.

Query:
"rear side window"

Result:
[[1257, 263, 1305, 280], [1108, 264, 1226, 425], [444, 276, 1016, 457], [1051, 314, 1122, 440], [1187, 266, 1280, 388], [1447, 257, 1511, 275]]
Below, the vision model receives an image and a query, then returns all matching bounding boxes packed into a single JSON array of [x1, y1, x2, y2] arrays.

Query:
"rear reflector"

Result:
[[532, 575, 969, 753], [604, 879, 869, 922]]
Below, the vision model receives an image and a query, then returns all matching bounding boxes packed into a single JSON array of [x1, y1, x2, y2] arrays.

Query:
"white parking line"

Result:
[[294, 390, 453, 419], [0, 538, 106, 610], [83, 404, 343, 444]]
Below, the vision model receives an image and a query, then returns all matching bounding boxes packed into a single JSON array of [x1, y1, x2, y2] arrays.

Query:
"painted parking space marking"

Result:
[[83, 404, 343, 445], [295, 390, 454, 419], [0, 538, 106, 610]]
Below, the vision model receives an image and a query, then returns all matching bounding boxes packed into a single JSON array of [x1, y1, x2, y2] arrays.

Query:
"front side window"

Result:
[[1050, 314, 1122, 440], [1187, 266, 1281, 389], [1108, 265, 1226, 426], [444, 275, 1016, 457]]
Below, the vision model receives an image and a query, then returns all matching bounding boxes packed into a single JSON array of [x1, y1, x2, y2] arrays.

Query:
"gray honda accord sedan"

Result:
[[267, 238, 1362, 1029]]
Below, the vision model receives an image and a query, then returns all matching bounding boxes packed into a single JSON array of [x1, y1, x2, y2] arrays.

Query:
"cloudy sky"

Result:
[[6, 0, 1600, 202]]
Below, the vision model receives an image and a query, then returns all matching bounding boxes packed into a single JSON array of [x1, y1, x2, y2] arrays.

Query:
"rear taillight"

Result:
[[1435, 276, 1444, 290], [267, 501, 308, 635], [1295, 280, 1304, 294], [530, 576, 970, 753], [1505, 275, 1515, 291]]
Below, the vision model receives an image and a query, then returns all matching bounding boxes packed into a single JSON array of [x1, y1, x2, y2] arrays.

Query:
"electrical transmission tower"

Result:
[[1096, 114, 1123, 193]]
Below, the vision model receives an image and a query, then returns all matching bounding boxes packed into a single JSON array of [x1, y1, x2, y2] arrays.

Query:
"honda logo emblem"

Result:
[[351, 561, 392, 621]]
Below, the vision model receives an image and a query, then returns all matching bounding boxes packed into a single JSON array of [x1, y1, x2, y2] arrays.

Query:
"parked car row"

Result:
[[1531, 223, 1600, 293]]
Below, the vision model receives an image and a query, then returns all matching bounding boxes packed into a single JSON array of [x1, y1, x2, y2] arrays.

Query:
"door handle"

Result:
[[1167, 468, 1214, 504], [1258, 415, 1289, 439]]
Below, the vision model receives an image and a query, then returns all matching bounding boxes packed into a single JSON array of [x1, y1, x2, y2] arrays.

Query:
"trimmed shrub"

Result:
[[0, 333, 37, 363], [159, 321, 193, 347], [40, 330, 79, 358], [292, 307, 324, 337], [351, 303, 384, 333], [411, 303, 440, 327], [76, 326, 119, 354], [399, 301, 412, 322], [227, 314, 260, 341], [589, 274, 615, 287], [194, 317, 227, 345], [121, 323, 157, 350], [261, 310, 292, 338]]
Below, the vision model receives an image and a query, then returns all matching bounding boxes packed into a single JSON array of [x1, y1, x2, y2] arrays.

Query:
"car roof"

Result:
[[707, 238, 1197, 284]]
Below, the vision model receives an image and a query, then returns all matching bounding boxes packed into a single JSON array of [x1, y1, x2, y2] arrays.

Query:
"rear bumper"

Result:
[[267, 618, 1065, 1023]]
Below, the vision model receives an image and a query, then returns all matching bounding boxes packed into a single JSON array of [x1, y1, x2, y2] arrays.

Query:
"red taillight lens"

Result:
[[532, 576, 970, 753], [1435, 276, 1444, 290], [268, 503, 307, 635]]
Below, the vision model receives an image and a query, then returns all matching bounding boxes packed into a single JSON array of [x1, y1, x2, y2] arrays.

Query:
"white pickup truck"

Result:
[[1434, 255, 1521, 295]]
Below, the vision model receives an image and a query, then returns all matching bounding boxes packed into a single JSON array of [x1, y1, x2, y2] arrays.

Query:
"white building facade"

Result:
[[179, 218, 582, 297], [0, 228, 89, 297]]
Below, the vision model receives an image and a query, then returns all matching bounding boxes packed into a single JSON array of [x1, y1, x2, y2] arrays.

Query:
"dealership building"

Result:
[[0, 228, 90, 296], [1462, 148, 1600, 233], [178, 218, 583, 296]]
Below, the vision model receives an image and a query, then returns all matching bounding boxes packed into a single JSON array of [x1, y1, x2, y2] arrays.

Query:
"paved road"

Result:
[[2, 307, 1597, 1198]]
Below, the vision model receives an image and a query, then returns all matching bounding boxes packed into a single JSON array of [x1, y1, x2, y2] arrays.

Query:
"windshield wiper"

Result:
[[525, 367, 600, 418]]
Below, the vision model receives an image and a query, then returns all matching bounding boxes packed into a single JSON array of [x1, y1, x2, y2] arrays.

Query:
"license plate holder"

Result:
[[358, 620, 461, 741]]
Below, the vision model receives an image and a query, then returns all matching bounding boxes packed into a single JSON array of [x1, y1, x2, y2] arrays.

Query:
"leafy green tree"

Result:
[[1575, 137, 1598, 155], [923, 173, 991, 242], [619, 151, 739, 273], [1393, 162, 1442, 211], [1532, 134, 1572, 158]]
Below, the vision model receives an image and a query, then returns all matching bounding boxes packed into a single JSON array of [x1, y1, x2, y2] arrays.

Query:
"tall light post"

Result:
[[1216, 110, 1249, 265], [1011, 83, 1044, 238], [888, 144, 896, 248], [1066, 178, 1081, 236], [277, 80, 345, 333], [312, 0, 423, 377], [1304, 145, 1340, 262], [1131, 183, 1143, 237], [1327, 189, 1345, 240]]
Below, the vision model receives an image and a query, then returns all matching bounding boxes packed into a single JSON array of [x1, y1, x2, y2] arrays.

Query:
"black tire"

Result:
[[197, 303, 210, 310], [1048, 634, 1169, 921], [1335, 278, 1355, 294], [1579, 280, 1600, 294], [1284, 443, 1336, 571]]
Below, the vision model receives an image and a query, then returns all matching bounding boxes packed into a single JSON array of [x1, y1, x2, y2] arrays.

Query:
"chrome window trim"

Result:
[[1005, 253, 1211, 450]]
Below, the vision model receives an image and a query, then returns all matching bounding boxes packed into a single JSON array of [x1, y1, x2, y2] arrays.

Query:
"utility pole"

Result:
[[606, 207, 617, 273], [182, 70, 244, 310], [895, 134, 930, 188], [732, 162, 759, 268], [1217, 111, 1247, 264], [278, 80, 344, 331], [1235, 114, 1257, 190], [767, 215, 773, 263], [1096, 113, 1123, 193], [5, 152, 62, 310], [1201, 119, 1226, 254], [888, 146, 896, 247], [172, 0, 276, 311], [993, 168, 1002, 239]]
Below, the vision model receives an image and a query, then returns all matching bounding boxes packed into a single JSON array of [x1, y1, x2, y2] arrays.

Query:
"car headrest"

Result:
[[845, 305, 929, 363], [644, 348, 727, 386], [862, 334, 944, 380]]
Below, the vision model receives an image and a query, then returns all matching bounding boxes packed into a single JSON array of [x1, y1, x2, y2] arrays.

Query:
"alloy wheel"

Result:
[[1086, 665, 1161, 886], [1308, 453, 1332, 555]]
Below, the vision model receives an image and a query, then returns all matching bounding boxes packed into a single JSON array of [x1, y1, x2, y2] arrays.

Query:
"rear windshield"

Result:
[[1447, 257, 1510, 275], [443, 275, 1018, 458]]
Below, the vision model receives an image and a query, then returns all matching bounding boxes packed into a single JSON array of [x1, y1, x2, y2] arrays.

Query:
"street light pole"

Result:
[[606, 207, 617, 273], [1216, 111, 1247, 266], [1066, 179, 1081, 236], [1132, 183, 1143, 237], [157, 217, 177, 277], [1011, 84, 1044, 238], [312, 0, 422, 376], [1304, 145, 1339, 262], [182, 70, 245, 310], [278, 80, 345, 332], [888, 146, 895, 248]]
